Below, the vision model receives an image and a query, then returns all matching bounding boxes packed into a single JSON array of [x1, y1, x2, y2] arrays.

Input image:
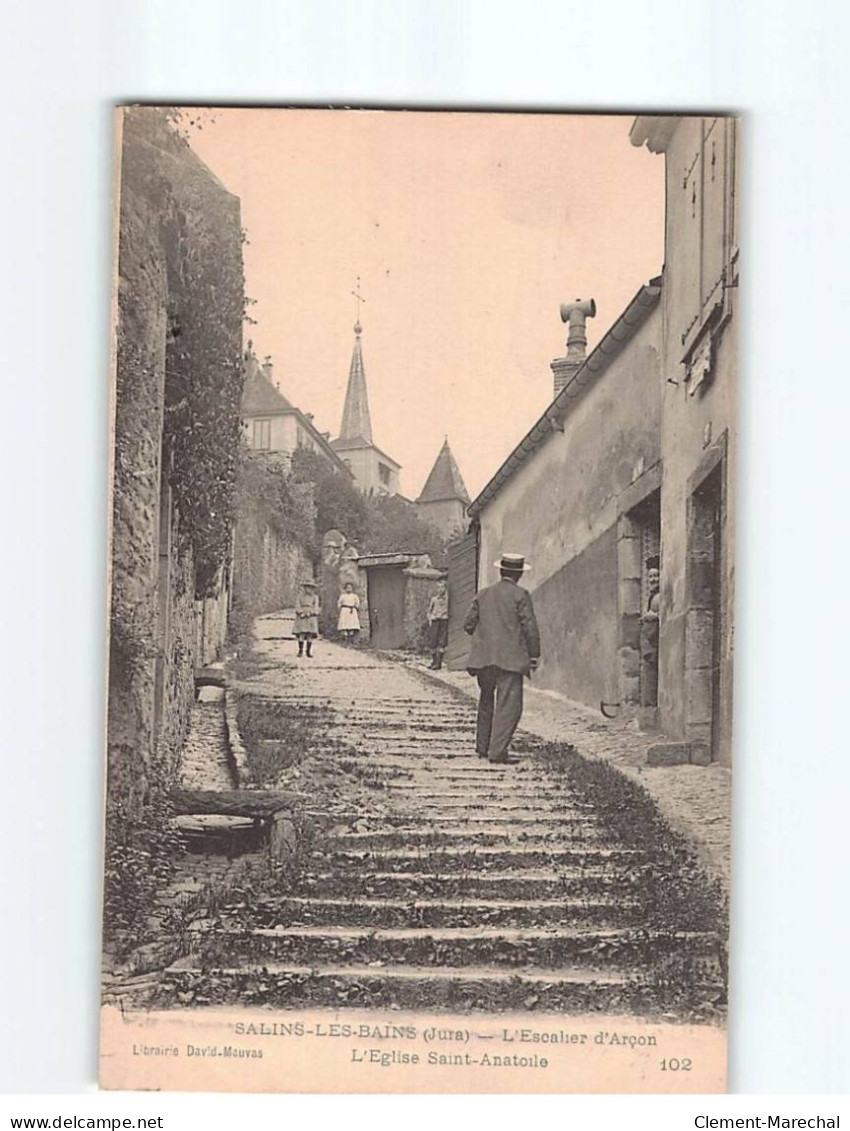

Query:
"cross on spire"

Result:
[[351, 276, 366, 331]]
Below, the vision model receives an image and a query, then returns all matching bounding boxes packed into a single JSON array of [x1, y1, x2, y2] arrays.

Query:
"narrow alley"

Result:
[[118, 614, 728, 1021]]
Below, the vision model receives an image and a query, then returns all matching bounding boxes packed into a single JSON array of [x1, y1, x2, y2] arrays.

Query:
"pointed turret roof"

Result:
[[417, 438, 471, 505], [338, 322, 373, 443]]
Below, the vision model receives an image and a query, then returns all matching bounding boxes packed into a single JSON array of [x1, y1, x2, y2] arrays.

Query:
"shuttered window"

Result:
[[252, 418, 271, 450], [682, 117, 739, 388]]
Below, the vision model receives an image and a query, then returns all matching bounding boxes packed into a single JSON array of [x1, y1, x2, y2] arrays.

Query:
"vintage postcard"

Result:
[[101, 106, 737, 1093]]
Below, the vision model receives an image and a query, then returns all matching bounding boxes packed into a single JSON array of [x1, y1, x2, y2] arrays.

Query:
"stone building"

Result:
[[449, 114, 738, 768], [460, 281, 664, 714], [630, 115, 738, 766], [355, 552, 444, 652], [416, 438, 471, 540], [241, 347, 350, 475], [331, 320, 401, 496], [108, 108, 244, 815]]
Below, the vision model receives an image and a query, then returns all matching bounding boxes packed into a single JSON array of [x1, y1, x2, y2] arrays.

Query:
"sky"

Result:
[[188, 109, 665, 500]]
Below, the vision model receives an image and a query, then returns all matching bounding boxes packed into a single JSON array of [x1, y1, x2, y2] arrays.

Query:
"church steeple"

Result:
[[339, 320, 373, 443]]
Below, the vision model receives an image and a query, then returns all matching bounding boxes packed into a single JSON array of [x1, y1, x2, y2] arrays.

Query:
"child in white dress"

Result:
[[337, 583, 361, 643]]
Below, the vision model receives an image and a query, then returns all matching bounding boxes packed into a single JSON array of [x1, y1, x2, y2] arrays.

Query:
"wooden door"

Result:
[[368, 567, 406, 649], [445, 530, 478, 670], [687, 464, 724, 760]]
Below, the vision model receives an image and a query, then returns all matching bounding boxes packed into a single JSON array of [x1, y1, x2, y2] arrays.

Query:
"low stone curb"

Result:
[[224, 686, 252, 788]]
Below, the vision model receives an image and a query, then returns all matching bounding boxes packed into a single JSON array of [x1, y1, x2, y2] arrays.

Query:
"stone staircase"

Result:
[[157, 659, 725, 1016]]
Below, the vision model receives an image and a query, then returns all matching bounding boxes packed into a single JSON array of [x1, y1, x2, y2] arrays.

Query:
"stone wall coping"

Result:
[[223, 686, 251, 788]]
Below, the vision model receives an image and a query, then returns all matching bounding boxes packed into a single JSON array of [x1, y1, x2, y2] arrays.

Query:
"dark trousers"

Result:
[[475, 666, 524, 761]]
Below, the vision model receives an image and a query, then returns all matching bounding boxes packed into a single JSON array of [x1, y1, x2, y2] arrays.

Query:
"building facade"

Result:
[[241, 348, 351, 475], [464, 282, 663, 713], [331, 320, 401, 496], [631, 115, 738, 765], [452, 115, 738, 768]]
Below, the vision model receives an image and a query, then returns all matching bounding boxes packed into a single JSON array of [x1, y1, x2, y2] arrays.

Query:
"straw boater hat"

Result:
[[494, 552, 532, 572], [300, 577, 318, 588]]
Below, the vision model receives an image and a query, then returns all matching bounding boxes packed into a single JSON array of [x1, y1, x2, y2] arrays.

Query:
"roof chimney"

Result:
[[262, 358, 274, 385], [551, 298, 596, 398]]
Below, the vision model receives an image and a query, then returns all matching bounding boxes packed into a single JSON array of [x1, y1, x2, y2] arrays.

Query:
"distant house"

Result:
[[330, 320, 401, 496], [241, 349, 351, 476], [416, 438, 470, 539]]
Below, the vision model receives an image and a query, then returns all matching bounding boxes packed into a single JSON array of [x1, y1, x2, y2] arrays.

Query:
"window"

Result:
[[681, 118, 738, 393], [252, 419, 271, 450], [378, 462, 391, 486]]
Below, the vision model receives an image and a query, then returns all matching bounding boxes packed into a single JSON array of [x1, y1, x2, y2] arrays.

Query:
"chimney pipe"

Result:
[[551, 297, 596, 398], [262, 359, 274, 384]]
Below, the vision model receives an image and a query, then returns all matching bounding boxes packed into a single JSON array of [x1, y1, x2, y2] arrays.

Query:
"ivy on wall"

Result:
[[124, 107, 247, 599]]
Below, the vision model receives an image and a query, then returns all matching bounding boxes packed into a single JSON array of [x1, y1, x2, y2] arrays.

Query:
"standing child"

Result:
[[427, 579, 450, 669], [294, 578, 320, 657], [337, 582, 361, 643]]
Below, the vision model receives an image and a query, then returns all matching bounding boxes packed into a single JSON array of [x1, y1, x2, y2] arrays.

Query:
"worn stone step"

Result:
[[348, 746, 483, 759], [323, 826, 604, 850], [188, 924, 717, 970], [320, 844, 643, 873], [321, 813, 594, 831], [385, 786, 577, 802], [387, 800, 584, 816], [296, 867, 637, 901], [339, 710, 479, 719], [158, 959, 651, 1013], [330, 720, 476, 732], [368, 764, 561, 779], [347, 814, 597, 828], [235, 895, 642, 930], [387, 776, 573, 790], [323, 758, 557, 782], [354, 731, 478, 743], [157, 960, 649, 1012]]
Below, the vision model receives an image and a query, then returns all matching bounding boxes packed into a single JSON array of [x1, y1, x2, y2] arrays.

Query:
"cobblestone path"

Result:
[[158, 619, 725, 1017]]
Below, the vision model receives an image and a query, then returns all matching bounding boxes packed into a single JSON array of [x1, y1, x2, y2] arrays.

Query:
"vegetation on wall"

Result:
[[289, 448, 448, 566], [289, 449, 370, 550], [105, 108, 247, 943], [362, 494, 448, 567], [229, 447, 316, 646], [124, 107, 247, 599]]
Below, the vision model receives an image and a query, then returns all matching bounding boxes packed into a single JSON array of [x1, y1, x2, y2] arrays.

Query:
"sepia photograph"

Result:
[[100, 106, 738, 1093]]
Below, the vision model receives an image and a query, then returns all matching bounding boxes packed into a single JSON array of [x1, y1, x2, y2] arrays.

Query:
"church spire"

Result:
[[339, 318, 373, 443]]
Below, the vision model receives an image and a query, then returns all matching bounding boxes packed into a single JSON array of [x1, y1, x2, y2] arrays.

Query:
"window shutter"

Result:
[[680, 143, 703, 354], [700, 118, 727, 320]]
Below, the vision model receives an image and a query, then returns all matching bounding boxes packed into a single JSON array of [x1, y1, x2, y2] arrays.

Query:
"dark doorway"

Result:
[[618, 490, 661, 714], [368, 566, 406, 649], [686, 464, 724, 759], [445, 529, 478, 670], [636, 492, 661, 710]]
